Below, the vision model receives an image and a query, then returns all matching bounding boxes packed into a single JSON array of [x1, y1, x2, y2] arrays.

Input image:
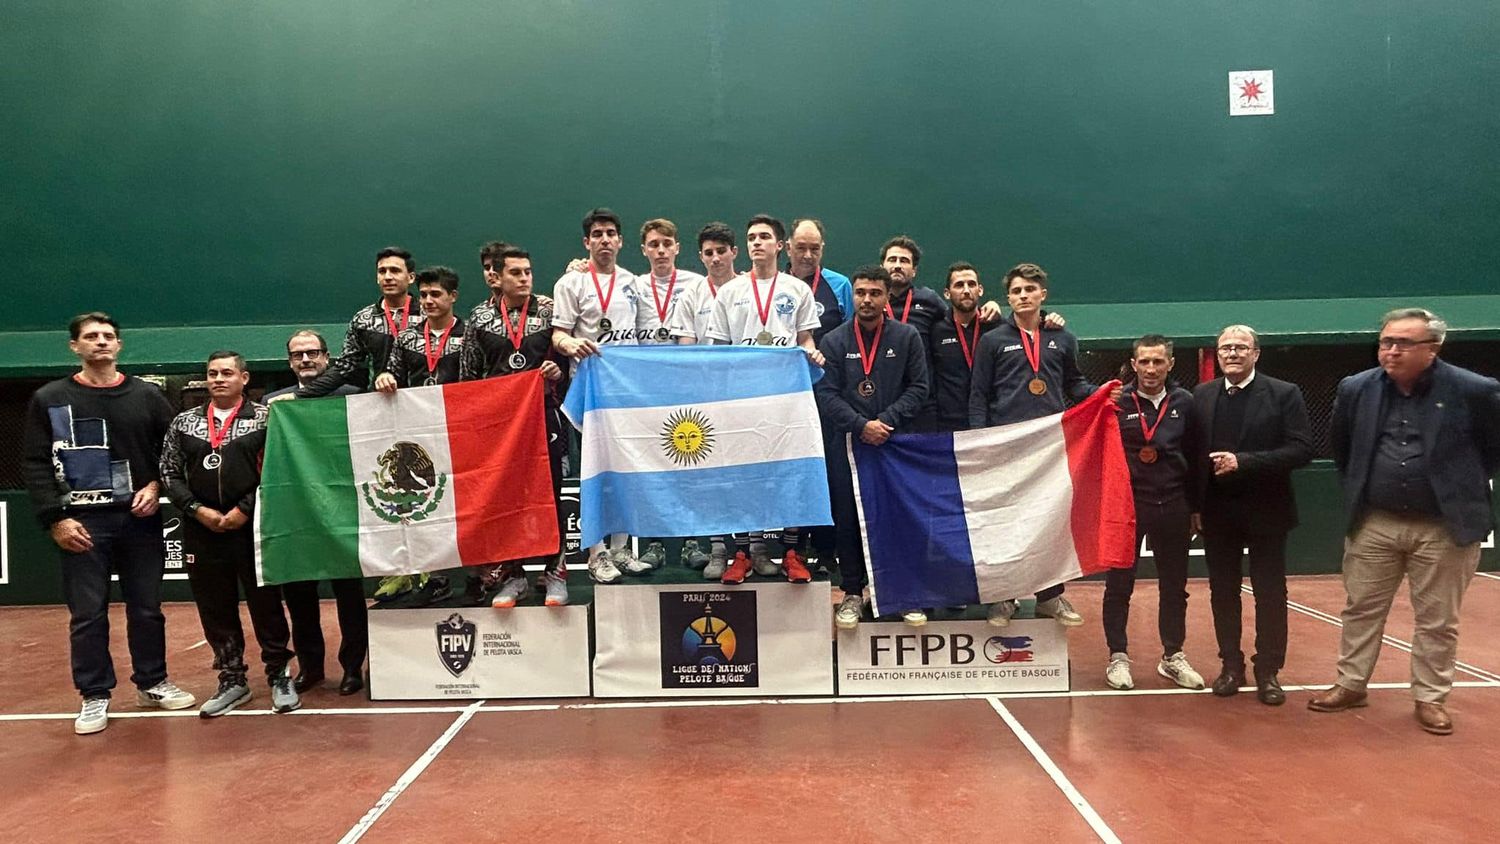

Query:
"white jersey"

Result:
[[707, 271, 818, 346], [639, 268, 707, 344], [551, 265, 660, 358], [666, 274, 726, 344]]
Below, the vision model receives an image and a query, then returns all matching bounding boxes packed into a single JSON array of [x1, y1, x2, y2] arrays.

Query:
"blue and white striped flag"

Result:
[[561, 346, 831, 547]]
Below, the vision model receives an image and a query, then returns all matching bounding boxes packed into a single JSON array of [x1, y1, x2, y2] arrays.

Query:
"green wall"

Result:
[[4, 1, 1497, 332]]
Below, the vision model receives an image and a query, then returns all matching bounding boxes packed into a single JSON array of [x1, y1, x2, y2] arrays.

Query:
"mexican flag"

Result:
[[254, 371, 559, 586]]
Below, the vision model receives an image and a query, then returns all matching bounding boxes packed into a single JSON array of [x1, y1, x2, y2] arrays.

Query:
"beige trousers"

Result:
[[1335, 509, 1480, 703]]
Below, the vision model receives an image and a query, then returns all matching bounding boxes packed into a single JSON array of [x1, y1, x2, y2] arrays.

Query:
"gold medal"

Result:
[[1028, 378, 1048, 396], [1138, 446, 1159, 464]]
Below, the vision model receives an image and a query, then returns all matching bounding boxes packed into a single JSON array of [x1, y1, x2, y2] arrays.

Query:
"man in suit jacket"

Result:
[[1308, 308, 1500, 735], [1192, 325, 1313, 705]]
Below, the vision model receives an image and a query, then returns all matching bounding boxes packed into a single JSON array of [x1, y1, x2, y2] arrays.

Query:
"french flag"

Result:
[[850, 384, 1137, 616]]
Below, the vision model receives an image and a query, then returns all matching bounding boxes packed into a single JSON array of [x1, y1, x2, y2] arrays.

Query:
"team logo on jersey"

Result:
[[659, 408, 716, 466], [773, 292, 797, 316], [983, 635, 1035, 664], [815, 302, 826, 317], [436, 613, 477, 677], [361, 441, 448, 524]]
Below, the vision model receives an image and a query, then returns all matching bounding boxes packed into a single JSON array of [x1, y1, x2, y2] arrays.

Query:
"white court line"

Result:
[[7, 681, 1498, 724], [184, 640, 208, 651], [1475, 571, 1500, 582], [338, 699, 484, 844], [986, 697, 1120, 844], [1245, 585, 1500, 684]]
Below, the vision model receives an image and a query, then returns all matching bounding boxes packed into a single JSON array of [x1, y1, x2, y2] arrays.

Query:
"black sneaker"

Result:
[[406, 574, 452, 607]]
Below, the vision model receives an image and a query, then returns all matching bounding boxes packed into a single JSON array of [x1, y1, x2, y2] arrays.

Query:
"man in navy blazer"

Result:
[[1308, 308, 1500, 735], [1192, 325, 1313, 705]]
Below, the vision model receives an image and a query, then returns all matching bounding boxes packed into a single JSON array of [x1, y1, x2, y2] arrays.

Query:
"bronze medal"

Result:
[[857, 379, 876, 398], [508, 351, 527, 370], [755, 330, 774, 346], [1028, 378, 1048, 396], [1138, 446, 1159, 464]]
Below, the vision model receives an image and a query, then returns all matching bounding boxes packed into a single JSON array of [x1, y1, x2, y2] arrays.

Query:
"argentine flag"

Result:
[[562, 346, 832, 547]]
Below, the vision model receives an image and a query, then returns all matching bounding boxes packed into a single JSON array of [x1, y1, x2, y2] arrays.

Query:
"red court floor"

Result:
[[3, 574, 1498, 843]]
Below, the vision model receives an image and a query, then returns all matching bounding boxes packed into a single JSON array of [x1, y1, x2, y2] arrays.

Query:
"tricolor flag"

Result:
[[562, 346, 831, 548], [851, 384, 1136, 616], [254, 372, 559, 586]]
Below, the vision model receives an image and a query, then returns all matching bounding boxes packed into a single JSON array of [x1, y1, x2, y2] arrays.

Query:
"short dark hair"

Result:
[[850, 264, 891, 290], [746, 214, 786, 242], [581, 207, 622, 238], [376, 246, 415, 273], [416, 266, 460, 294], [496, 244, 530, 269], [881, 235, 922, 267], [68, 311, 120, 340], [479, 240, 512, 271], [698, 221, 736, 249], [946, 261, 980, 286], [285, 329, 328, 354], [206, 349, 247, 370], [1004, 262, 1049, 290], [1132, 333, 1175, 357]]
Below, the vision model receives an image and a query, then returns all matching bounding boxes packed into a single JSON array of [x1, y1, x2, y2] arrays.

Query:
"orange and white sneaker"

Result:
[[720, 551, 753, 585], [542, 570, 569, 607], [783, 550, 812, 583], [491, 574, 531, 608]]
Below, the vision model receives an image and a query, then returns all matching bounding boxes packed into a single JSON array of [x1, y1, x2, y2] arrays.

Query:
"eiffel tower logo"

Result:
[[694, 602, 728, 665]]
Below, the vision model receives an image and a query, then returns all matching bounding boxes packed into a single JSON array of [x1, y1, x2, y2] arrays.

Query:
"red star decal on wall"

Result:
[[1238, 78, 1264, 102]]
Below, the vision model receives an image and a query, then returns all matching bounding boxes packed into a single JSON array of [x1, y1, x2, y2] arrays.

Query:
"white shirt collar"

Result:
[[1136, 387, 1167, 406], [1225, 370, 1256, 391]]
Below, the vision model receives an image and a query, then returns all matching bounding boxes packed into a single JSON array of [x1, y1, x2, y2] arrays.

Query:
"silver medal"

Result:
[[202, 451, 222, 470], [508, 351, 528, 370]]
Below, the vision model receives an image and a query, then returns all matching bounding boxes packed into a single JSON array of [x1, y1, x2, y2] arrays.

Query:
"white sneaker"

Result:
[[1034, 595, 1084, 627], [1105, 652, 1134, 690], [1158, 651, 1206, 690], [491, 574, 532, 608], [75, 697, 109, 735], [835, 594, 864, 630], [638, 541, 667, 569], [987, 599, 1018, 627], [702, 548, 728, 581], [902, 609, 928, 627], [542, 571, 569, 607], [613, 546, 652, 575], [750, 546, 780, 577], [136, 680, 196, 710], [589, 551, 623, 584]]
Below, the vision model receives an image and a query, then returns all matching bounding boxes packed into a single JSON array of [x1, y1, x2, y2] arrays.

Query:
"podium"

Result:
[[836, 618, 1070, 695]]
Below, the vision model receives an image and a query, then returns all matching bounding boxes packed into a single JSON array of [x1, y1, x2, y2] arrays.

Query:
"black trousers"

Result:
[[826, 435, 867, 594], [1202, 510, 1289, 677], [184, 521, 293, 684], [59, 508, 167, 699], [283, 578, 369, 676], [1102, 497, 1191, 657]]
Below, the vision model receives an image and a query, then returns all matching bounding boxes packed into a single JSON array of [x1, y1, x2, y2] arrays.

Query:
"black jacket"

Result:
[[1332, 359, 1500, 544], [300, 297, 425, 396], [969, 317, 1092, 428], [385, 317, 466, 387], [815, 318, 929, 435], [1118, 383, 1200, 507], [159, 401, 268, 519], [1191, 372, 1313, 531]]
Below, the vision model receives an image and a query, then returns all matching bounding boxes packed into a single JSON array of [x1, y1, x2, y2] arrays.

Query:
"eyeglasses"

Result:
[[1377, 338, 1437, 350], [1217, 344, 1254, 354], [289, 350, 327, 360]]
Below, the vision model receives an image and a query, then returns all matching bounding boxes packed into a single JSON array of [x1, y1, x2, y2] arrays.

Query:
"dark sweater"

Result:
[[159, 401, 268, 518], [969, 317, 1093, 428], [1117, 383, 1200, 507], [386, 317, 466, 387], [815, 318, 929, 435], [23, 374, 175, 528]]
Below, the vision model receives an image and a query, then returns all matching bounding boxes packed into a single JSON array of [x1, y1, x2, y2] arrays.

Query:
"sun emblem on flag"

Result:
[[659, 408, 716, 467], [360, 441, 448, 524]]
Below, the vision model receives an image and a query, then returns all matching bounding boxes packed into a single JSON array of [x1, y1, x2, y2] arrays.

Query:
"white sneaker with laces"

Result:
[[702, 548, 728, 581], [1034, 595, 1084, 627], [589, 550, 624, 584], [1157, 651, 1206, 690], [1105, 652, 1134, 690], [987, 599, 1018, 627], [835, 594, 864, 630], [491, 575, 532, 608], [901, 609, 928, 627], [75, 697, 109, 735], [614, 545, 652, 575], [137, 680, 196, 710]]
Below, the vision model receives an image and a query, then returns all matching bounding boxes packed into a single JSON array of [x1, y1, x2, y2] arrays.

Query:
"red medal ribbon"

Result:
[[382, 297, 412, 336], [885, 289, 914, 323], [1132, 391, 1172, 443], [650, 269, 677, 324], [424, 320, 455, 374], [589, 264, 618, 319], [500, 296, 530, 353], [809, 267, 823, 297], [1017, 322, 1043, 376], [750, 272, 777, 332], [207, 398, 243, 451], [953, 312, 981, 370], [853, 317, 885, 381]]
